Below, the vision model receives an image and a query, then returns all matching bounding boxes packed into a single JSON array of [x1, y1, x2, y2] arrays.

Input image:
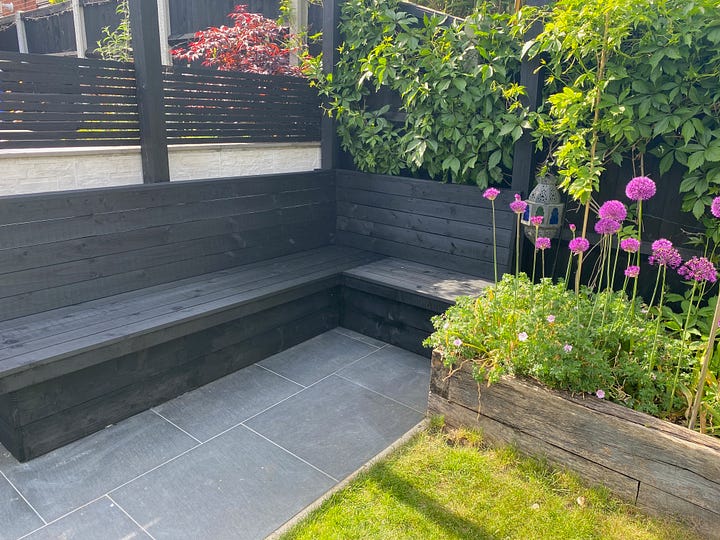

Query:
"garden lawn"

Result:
[[281, 427, 697, 540]]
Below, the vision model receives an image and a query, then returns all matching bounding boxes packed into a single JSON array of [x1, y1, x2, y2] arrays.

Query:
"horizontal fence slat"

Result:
[[0, 52, 320, 149]]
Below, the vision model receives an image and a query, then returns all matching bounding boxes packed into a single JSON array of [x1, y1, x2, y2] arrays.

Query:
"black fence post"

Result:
[[320, 0, 341, 169], [128, 0, 170, 183]]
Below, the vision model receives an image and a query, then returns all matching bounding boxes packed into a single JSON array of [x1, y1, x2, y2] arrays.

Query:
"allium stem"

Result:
[[668, 280, 698, 413], [491, 200, 498, 284], [688, 288, 720, 430], [648, 265, 666, 374]]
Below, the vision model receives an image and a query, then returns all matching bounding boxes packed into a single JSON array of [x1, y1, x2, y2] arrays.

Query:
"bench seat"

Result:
[[341, 258, 491, 355], [0, 246, 380, 461]]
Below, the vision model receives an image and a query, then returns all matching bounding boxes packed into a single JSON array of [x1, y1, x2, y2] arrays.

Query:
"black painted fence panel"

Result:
[[83, 0, 124, 58], [335, 170, 516, 278], [23, 4, 75, 55], [0, 51, 320, 148]]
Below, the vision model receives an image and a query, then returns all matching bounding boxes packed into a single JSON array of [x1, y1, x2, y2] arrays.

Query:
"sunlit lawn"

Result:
[[282, 427, 697, 540]]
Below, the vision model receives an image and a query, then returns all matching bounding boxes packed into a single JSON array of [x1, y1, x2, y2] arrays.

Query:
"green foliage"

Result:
[[424, 274, 695, 417], [95, 0, 132, 62], [528, 0, 720, 221], [305, 0, 528, 186], [412, 0, 515, 18], [283, 431, 697, 540]]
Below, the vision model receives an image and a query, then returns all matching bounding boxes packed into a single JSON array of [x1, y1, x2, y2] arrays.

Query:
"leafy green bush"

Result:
[[305, 0, 528, 186], [527, 0, 720, 238], [425, 274, 692, 416]]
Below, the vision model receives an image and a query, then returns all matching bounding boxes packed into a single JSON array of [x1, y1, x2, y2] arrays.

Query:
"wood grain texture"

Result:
[[0, 51, 320, 148], [429, 351, 720, 536], [335, 170, 514, 278], [0, 172, 336, 320]]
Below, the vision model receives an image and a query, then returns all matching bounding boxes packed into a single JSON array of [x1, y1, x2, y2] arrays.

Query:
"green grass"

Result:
[[281, 427, 698, 540]]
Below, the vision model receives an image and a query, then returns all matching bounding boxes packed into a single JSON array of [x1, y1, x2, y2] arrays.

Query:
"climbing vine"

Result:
[[528, 0, 720, 239], [305, 0, 528, 186]]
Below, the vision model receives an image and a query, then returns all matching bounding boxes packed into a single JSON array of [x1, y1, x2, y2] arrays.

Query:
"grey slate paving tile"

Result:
[[0, 472, 44, 540], [21, 497, 150, 540], [258, 330, 379, 386], [337, 345, 430, 412], [153, 364, 303, 441], [110, 425, 334, 540], [245, 375, 423, 480], [1, 411, 197, 523], [332, 327, 387, 348]]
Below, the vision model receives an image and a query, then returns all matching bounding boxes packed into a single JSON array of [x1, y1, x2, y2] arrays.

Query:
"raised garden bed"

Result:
[[428, 350, 720, 538]]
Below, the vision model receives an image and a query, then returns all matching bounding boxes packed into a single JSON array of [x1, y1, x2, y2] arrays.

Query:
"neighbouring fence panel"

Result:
[[82, 0, 123, 58], [168, 0, 279, 39], [23, 3, 75, 55], [0, 20, 19, 52], [335, 170, 516, 278], [0, 51, 140, 148], [163, 66, 321, 144], [0, 51, 320, 149]]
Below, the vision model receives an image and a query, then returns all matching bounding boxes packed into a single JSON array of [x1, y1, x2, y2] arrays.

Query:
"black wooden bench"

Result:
[[0, 169, 511, 461]]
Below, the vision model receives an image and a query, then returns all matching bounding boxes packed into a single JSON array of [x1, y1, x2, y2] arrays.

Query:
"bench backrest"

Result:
[[0, 171, 335, 321], [335, 170, 515, 277]]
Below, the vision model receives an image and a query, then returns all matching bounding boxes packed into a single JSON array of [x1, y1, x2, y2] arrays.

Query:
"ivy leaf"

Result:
[[687, 151, 705, 172], [681, 121, 695, 145], [488, 150, 502, 169], [659, 151, 675, 175], [692, 198, 706, 220], [705, 145, 720, 162]]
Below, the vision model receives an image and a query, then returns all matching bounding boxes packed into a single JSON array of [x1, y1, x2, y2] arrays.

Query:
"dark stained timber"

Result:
[[0, 51, 320, 148]]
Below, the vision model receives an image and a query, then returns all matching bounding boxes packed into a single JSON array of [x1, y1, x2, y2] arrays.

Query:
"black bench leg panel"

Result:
[[0, 288, 340, 462]]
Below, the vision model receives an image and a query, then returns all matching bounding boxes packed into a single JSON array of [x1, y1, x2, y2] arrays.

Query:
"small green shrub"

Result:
[[425, 274, 693, 417]]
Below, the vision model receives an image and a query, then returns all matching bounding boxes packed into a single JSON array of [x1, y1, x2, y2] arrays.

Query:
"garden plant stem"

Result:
[[688, 288, 720, 430]]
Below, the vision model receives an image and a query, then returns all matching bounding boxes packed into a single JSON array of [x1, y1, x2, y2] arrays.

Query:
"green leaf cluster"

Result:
[[307, 0, 528, 186], [424, 274, 695, 418], [529, 0, 720, 227]]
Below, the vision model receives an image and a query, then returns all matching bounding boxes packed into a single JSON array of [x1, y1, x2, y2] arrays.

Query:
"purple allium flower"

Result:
[[518, 332, 528, 342], [546, 315, 555, 323], [625, 176, 656, 201], [712, 196, 720, 219], [530, 215, 544, 226], [563, 344, 573, 353], [510, 194, 527, 215], [648, 239, 682, 268], [453, 338, 463, 347], [624, 265, 640, 278], [569, 237, 590, 254], [677, 256, 717, 283], [569, 224, 576, 232], [483, 187, 500, 201], [620, 238, 641, 253], [595, 389, 606, 399], [535, 237, 551, 250], [594, 218, 621, 236], [598, 200, 627, 222]]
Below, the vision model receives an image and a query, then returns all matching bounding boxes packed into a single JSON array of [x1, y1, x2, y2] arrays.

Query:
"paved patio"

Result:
[[0, 328, 430, 540]]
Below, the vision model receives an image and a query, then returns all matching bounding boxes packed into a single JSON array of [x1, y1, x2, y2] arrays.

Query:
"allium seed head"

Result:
[[535, 237, 551, 250], [598, 200, 627, 222], [483, 187, 500, 201], [620, 238, 641, 253], [568, 237, 590, 254], [625, 176, 656, 201], [677, 256, 717, 283], [594, 218, 621, 236]]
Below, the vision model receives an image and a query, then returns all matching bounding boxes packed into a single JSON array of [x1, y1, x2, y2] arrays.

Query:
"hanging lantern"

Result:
[[521, 175, 565, 243]]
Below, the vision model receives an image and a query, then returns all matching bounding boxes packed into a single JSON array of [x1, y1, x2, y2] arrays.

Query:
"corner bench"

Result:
[[0, 170, 506, 462]]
